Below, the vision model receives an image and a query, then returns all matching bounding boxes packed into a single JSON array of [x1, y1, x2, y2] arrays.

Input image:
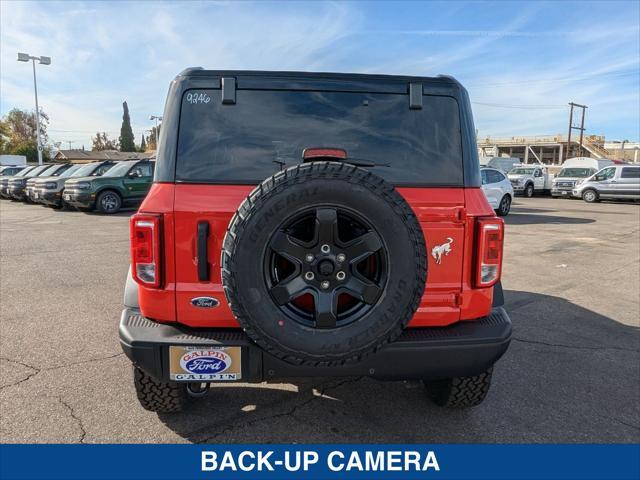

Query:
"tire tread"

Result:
[[425, 368, 493, 408], [133, 366, 187, 413]]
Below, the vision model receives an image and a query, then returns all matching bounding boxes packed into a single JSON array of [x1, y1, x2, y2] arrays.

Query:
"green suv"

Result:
[[33, 161, 116, 208], [63, 159, 155, 214]]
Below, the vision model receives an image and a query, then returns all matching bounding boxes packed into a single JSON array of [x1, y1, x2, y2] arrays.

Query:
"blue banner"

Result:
[[1, 444, 638, 480]]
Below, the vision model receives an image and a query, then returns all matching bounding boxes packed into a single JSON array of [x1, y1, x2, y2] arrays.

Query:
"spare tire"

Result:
[[221, 161, 427, 366]]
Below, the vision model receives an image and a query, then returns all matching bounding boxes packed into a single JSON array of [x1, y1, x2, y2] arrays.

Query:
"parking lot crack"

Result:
[[513, 337, 639, 353], [57, 396, 87, 443], [605, 416, 640, 431], [0, 353, 124, 391], [50, 352, 124, 371], [0, 357, 41, 390]]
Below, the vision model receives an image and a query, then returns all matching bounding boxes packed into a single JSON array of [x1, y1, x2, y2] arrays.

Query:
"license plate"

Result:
[[34, 193, 39, 199], [169, 346, 242, 381], [64, 194, 71, 201], [562, 191, 568, 196]]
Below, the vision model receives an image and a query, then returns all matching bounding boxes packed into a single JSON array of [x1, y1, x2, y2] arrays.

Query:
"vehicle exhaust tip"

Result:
[[186, 382, 210, 397]]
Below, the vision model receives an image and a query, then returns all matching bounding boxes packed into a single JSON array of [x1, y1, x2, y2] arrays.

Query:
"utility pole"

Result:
[[65, 140, 75, 150], [566, 102, 587, 161]]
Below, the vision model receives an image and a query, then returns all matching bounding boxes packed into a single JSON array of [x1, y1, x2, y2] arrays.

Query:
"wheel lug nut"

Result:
[[321, 281, 330, 289], [304, 272, 315, 281], [305, 253, 315, 263], [321, 244, 330, 254], [336, 271, 346, 281], [337, 253, 346, 263]]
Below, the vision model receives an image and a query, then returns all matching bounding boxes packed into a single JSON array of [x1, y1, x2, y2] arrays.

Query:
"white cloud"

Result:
[[0, 0, 638, 148], [0, 1, 361, 147]]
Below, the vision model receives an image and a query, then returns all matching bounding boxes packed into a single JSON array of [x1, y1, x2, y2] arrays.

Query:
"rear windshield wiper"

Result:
[[340, 157, 390, 168]]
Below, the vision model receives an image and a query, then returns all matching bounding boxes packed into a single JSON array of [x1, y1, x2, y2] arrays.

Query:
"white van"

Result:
[[551, 157, 614, 197], [572, 165, 640, 202]]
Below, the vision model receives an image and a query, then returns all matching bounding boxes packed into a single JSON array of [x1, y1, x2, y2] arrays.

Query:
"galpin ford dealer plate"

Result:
[[169, 346, 242, 381]]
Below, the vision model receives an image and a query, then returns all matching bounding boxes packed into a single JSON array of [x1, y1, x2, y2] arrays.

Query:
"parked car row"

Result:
[[481, 156, 639, 203], [0, 159, 155, 214]]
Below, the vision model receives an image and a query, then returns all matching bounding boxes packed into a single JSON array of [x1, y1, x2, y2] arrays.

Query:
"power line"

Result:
[[467, 69, 637, 88], [49, 129, 120, 134]]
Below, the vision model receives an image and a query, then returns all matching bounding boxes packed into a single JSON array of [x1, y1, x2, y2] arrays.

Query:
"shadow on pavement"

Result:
[[157, 290, 639, 444]]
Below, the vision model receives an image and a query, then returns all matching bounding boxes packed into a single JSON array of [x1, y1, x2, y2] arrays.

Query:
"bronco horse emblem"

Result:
[[431, 237, 454, 265]]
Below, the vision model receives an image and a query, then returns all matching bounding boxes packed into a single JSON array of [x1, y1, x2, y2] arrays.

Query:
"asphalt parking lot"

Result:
[[1, 197, 639, 444]]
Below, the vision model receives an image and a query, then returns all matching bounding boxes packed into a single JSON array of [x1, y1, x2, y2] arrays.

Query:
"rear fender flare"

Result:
[[96, 186, 125, 199]]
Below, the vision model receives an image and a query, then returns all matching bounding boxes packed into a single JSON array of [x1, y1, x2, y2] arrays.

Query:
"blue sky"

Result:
[[1, 1, 638, 149]]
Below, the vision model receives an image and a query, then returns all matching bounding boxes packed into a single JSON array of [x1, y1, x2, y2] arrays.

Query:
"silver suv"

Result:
[[573, 165, 640, 203]]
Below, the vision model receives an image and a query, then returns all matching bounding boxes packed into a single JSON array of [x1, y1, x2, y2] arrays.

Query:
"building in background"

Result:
[[477, 135, 639, 165]]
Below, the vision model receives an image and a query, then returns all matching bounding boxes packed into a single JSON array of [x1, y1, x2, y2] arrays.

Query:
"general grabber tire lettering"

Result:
[[221, 161, 427, 366], [132, 366, 188, 413], [424, 368, 493, 408]]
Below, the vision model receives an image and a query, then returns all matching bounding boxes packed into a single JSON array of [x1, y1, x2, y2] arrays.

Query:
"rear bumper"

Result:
[[119, 307, 512, 383]]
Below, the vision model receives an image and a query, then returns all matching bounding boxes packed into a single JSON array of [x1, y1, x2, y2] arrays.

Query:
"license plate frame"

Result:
[[169, 345, 242, 381]]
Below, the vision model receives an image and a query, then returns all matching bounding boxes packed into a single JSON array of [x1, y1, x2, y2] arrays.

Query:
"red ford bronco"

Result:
[[120, 69, 511, 413]]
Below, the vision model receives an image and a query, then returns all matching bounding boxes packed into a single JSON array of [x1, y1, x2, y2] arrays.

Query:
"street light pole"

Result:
[[18, 53, 51, 166], [149, 115, 163, 150], [31, 58, 43, 165]]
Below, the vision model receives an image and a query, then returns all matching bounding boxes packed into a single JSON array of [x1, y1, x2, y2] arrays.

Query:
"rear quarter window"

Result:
[[176, 89, 463, 186], [487, 170, 505, 183], [620, 167, 640, 179]]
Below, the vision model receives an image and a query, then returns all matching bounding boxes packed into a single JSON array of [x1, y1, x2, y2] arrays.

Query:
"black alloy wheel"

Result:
[[97, 191, 122, 214], [265, 206, 388, 329]]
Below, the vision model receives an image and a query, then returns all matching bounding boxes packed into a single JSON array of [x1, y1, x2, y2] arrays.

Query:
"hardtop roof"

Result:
[[175, 67, 462, 87]]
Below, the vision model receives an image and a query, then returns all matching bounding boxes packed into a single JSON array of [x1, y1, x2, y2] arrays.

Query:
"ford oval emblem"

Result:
[[180, 349, 231, 375], [191, 297, 220, 308]]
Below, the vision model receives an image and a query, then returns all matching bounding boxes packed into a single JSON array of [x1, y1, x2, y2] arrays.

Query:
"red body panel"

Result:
[[136, 183, 497, 327]]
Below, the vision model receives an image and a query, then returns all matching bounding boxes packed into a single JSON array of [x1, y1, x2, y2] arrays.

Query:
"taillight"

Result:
[[475, 217, 504, 288], [131, 214, 162, 288]]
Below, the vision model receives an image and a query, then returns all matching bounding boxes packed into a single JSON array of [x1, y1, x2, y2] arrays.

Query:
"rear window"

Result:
[[621, 167, 640, 178], [176, 89, 463, 186]]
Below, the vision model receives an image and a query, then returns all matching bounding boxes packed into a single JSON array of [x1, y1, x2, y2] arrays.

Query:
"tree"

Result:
[[119, 101, 136, 152], [91, 132, 118, 151], [0, 108, 50, 162], [11, 141, 51, 163], [0, 120, 10, 153], [140, 133, 146, 152]]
